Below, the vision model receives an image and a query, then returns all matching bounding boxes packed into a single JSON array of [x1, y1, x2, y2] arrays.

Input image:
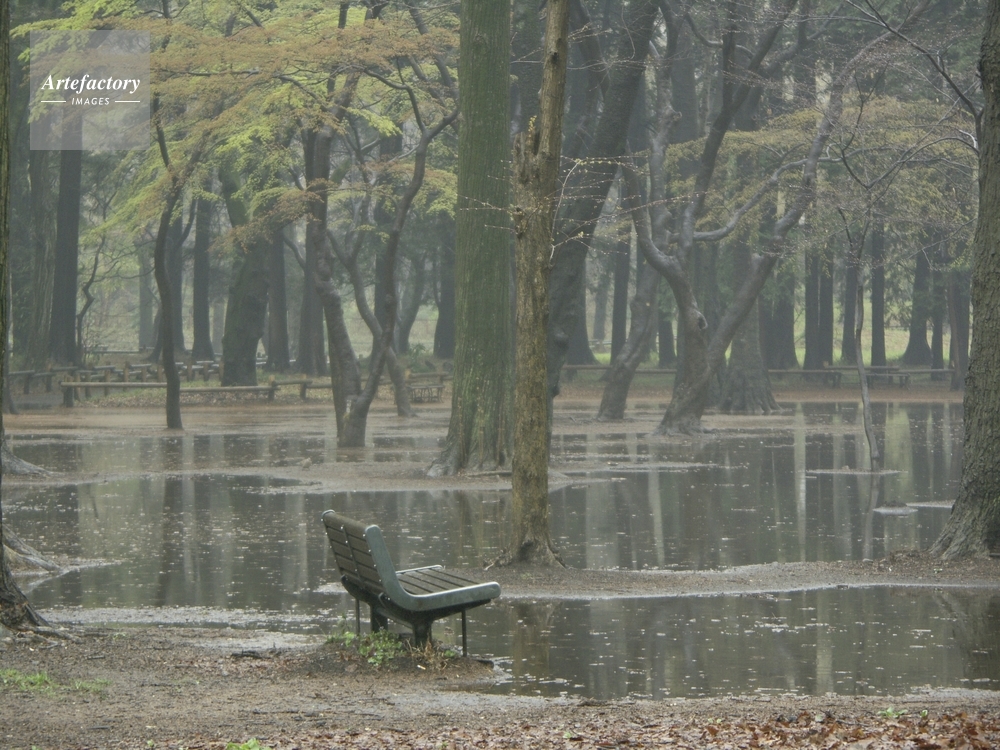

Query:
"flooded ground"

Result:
[[5, 398, 997, 701]]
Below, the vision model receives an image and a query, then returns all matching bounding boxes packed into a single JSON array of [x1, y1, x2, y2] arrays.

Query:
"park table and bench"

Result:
[[321, 510, 500, 654]]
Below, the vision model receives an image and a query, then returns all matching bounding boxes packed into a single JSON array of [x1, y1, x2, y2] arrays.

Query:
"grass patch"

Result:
[[0, 669, 110, 697]]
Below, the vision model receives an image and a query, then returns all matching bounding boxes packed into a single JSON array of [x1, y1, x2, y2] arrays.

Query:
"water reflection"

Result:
[[4, 402, 988, 699], [476, 589, 1000, 699]]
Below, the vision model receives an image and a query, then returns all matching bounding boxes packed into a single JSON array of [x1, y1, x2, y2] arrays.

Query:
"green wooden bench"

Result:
[[322, 510, 500, 654]]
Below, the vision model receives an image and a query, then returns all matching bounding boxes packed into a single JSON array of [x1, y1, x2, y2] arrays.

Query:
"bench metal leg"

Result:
[[370, 606, 389, 633], [355, 598, 361, 636], [413, 620, 431, 647], [461, 611, 467, 656]]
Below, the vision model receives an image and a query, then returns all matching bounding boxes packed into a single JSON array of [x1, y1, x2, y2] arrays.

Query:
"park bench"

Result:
[[59, 380, 280, 404], [321, 510, 500, 654], [768, 369, 843, 388]]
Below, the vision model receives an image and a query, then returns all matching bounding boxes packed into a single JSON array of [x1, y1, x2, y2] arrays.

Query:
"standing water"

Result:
[[6, 402, 993, 698]]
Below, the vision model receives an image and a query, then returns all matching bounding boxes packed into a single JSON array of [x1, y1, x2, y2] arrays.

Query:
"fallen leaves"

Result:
[[154, 710, 1000, 750]]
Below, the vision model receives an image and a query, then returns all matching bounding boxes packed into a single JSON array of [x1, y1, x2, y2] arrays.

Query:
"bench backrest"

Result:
[[322, 510, 386, 597]]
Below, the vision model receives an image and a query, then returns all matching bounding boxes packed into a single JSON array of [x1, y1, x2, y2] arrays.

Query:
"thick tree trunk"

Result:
[[191, 193, 215, 362], [49, 145, 82, 365], [430, 0, 513, 476], [933, 3, 1000, 558], [902, 248, 933, 365], [759, 260, 798, 369], [220, 165, 270, 386], [26, 150, 54, 369], [948, 268, 970, 390], [506, 0, 570, 567], [870, 219, 887, 367], [433, 237, 456, 359], [1, 5, 51, 627], [266, 232, 290, 371], [221, 246, 269, 386]]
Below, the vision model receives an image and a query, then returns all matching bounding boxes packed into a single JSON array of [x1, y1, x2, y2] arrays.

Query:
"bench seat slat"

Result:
[[399, 568, 483, 592]]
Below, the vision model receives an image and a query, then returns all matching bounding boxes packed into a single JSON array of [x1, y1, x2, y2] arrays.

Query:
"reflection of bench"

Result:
[[322, 510, 500, 654]]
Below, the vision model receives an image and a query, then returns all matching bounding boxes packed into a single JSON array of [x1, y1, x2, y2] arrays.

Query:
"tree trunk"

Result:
[[597, 260, 659, 420], [49, 144, 82, 365], [394, 255, 426, 355], [933, 0, 1000, 557], [819, 242, 834, 366], [430, 0, 513, 476], [316, 246, 361, 436], [433, 232, 456, 358], [545, 0, 659, 405], [931, 256, 947, 373], [298, 130, 330, 376], [167, 216, 185, 354], [26, 150, 54, 369], [657, 286, 676, 366], [191, 192, 215, 361], [153, 206, 183, 430], [591, 249, 611, 343], [609, 223, 631, 361], [870, 218, 887, 366], [0, 0, 50, 626], [759, 259, 798, 369], [902, 248, 933, 365], [948, 268, 970, 390], [841, 258, 858, 365], [803, 246, 822, 369], [565, 278, 598, 364], [219, 164, 270, 386], [506, 0, 570, 567], [266, 231, 290, 371]]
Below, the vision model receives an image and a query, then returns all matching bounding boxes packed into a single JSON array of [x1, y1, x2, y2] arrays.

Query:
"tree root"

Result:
[[4, 528, 61, 573], [1, 441, 49, 475], [490, 539, 565, 568]]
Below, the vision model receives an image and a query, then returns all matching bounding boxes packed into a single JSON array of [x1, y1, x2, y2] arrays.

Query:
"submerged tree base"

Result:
[[493, 538, 564, 568]]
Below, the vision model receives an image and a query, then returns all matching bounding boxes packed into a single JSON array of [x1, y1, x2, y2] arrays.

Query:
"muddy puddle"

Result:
[[6, 401, 993, 699]]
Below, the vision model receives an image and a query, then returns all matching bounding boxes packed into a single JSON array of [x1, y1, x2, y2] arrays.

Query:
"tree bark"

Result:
[[546, 0, 659, 405], [266, 231, 290, 371], [933, 1, 1000, 557], [49, 144, 82, 366], [0, 0, 51, 628], [948, 268, 970, 390], [869, 218, 887, 367], [26, 150, 54, 369], [759, 259, 798, 369], [609, 222, 631, 361], [902, 248, 933, 365], [433, 234, 456, 359], [430, 0, 513, 476], [191, 192, 215, 362], [597, 260, 659, 420], [219, 164, 270, 386], [507, 0, 571, 566]]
